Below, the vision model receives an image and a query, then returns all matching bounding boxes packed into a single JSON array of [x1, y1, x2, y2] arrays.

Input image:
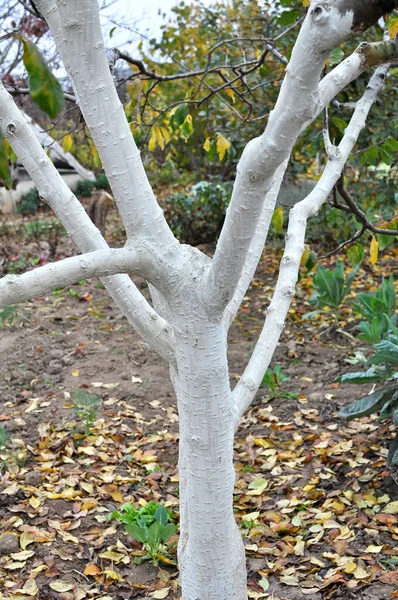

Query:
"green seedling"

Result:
[[71, 389, 102, 437], [109, 501, 177, 565], [0, 306, 17, 328], [260, 365, 298, 399]]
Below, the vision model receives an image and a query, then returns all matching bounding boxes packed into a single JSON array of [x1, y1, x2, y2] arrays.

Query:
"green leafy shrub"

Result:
[[311, 261, 362, 310], [109, 501, 177, 565], [260, 365, 298, 399], [75, 179, 95, 197], [352, 275, 396, 344], [18, 188, 40, 215], [338, 332, 398, 467], [74, 174, 110, 197], [162, 180, 232, 245], [71, 389, 102, 436], [94, 173, 110, 190]]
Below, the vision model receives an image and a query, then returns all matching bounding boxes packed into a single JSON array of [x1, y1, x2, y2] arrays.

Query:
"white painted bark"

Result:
[[0, 82, 176, 364], [233, 65, 388, 425], [0, 1, 394, 599]]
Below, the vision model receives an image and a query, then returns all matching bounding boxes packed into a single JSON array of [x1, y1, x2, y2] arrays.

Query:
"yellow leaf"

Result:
[[20, 532, 35, 550], [11, 550, 35, 561], [91, 145, 101, 168], [365, 545, 383, 553], [103, 569, 124, 582], [148, 128, 157, 151], [152, 589, 170, 599], [301, 0, 310, 5], [388, 16, 398, 39], [80, 482, 94, 494], [385, 500, 398, 514], [49, 581, 74, 592], [294, 539, 305, 556], [225, 88, 236, 104], [369, 236, 379, 264], [25, 398, 40, 413], [29, 497, 41, 509], [5, 561, 27, 569], [84, 564, 102, 576], [98, 550, 125, 562], [72, 369, 80, 377], [17, 579, 38, 596], [154, 126, 165, 151], [63, 134, 73, 153], [271, 207, 284, 234], [216, 133, 231, 161], [203, 137, 211, 152]]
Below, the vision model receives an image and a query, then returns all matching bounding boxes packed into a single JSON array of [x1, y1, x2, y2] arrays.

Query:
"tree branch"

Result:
[[233, 64, 389, 426], [0, 81, 176, 365], [204, 2, 366, 317], [0, 247, 144, 308], [35, 0, 178, 256]]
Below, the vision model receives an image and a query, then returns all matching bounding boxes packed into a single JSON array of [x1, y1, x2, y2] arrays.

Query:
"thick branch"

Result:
[[35, 0, 177, 254], [0, 81, 176, 365], [0, 248, 143, 307], [204, 2, 362, 316], [233, 65, 388, 426]]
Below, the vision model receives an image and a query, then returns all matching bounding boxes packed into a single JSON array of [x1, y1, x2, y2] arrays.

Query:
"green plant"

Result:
[[352, 275, 397, 343], [0, 305, 17, 328], [310, 260, 361, 310], [162, 180, 232, 245], [109, 501, 177, 565], [18, 188, 40, 215], [75, 178, 96, 197], [260, 365, 298, 399], [0, 426, 11, 472], [74, 174, 110, 198], [71, 389, 102, 436], [338, 332, 398, 466], [94, 173, 110, 190], [0, 426, 10, 449]]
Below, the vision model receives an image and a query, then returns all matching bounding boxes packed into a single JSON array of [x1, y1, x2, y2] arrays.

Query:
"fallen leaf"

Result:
[[151, 589, 170, 599], [49, 581, 74, 592]]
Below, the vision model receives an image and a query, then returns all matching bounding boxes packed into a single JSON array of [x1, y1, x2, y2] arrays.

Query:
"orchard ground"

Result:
[[0, 207, 397, 600]]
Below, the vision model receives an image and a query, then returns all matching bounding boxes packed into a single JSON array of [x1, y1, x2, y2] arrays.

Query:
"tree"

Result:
[[0, 1, 397, 598]]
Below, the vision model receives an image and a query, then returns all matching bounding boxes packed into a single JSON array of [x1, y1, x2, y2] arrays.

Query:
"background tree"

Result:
[[0, 1, 398, 599]]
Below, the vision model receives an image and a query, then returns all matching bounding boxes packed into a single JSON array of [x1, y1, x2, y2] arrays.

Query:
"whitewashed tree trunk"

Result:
[[0, 2, 396, 599]]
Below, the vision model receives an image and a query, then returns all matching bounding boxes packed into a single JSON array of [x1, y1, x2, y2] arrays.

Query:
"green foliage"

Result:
[[19, 36, 64, 118], [311, 261, 362, 310], [339, 332, 398, 466], [74, 175, 110, 197], [0, 426, 10, 449], [163, 180, 231, 245], [0, 306, 18, 328], [94, 174, 110, 190], [18, 188, 40, 216], [75, 179, 95, 197], [260, 365, 298, 399], [352, 276, 396, 344], [0, 134, 11, 188], [71, 389, 102, 437], [109, 501, 177, 565]]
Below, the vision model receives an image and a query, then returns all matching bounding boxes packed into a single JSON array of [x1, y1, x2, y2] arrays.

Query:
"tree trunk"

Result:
[[171, 314, 247, 600]]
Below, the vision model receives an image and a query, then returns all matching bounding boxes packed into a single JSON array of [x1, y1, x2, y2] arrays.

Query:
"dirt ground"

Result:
[[0, 212, 397, 599]]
